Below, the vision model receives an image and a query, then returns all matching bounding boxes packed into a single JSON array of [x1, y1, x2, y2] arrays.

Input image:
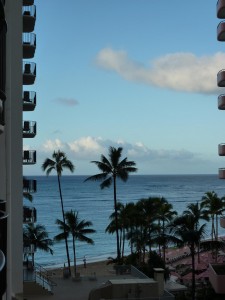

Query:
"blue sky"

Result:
[[23, 0, 225, 176]]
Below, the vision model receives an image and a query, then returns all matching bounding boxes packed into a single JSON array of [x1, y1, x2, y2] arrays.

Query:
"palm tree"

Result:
[[23, 224, 53, 266], [170, 214, 206, 300], [184, 202, 209, 262], [42, 150, 75, 275], [84, 146, 137, 260], [201, 191, 225, 242], [55, 210, 96, 277], [155, 197, 177, 262]]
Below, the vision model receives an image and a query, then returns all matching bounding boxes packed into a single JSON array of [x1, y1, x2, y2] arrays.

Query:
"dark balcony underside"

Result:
[[217, 0, 225, 18], [217, 71, 225, 87], [217, 22, 225, 41], [23, 15, 35, 33], [23, 44, 35, 59]]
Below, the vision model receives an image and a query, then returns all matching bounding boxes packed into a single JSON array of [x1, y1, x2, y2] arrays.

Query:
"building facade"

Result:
[[0, 0, 37, 298]]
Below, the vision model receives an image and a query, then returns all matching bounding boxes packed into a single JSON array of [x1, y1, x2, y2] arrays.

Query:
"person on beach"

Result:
[[83, 256, 86, 268]]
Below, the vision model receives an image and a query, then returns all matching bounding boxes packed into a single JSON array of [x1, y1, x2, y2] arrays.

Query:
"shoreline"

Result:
[[47, 259, 113, 278]]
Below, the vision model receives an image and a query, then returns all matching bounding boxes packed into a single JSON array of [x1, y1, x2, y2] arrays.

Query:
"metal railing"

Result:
[[23, 262, 57, 294]]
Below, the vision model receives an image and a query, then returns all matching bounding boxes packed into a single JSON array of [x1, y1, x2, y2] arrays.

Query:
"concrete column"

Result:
[[154, 268, 165, 296], [5, 0, 23, 297]]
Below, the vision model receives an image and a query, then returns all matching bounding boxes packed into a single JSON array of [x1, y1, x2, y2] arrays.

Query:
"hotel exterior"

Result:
[[0, 0, 37, 299]]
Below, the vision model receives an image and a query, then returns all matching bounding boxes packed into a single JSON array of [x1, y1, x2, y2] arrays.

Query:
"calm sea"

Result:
[[24, 174, 225, 268]]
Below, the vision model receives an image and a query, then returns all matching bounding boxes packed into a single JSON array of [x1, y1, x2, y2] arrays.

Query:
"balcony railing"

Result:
[[219, 168, 225, 179], [23, 91, 36, 111], [217, 0, 225, 19], [23, 62, 36, 85], [23, 120, 37, 138], [23, 5, 36, 33], [23, 206, 37, 224], [23, 33, 36, 59], [217, 69, 225, 87], [23, 244, 36, 255], [23, 179, 37, 193], [23, 150, 36, 165], [217, 21, 225, 41], [218, 94, 225, 109], [218, 143, 225, 156]]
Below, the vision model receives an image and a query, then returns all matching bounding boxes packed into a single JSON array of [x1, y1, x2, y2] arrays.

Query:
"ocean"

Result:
[[24, 174, 225, 268]]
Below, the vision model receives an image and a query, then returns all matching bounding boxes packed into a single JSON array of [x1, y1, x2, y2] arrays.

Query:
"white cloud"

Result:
[[95, 48, 225, 94], [25, 137, 220, 175], [40, 136, 201, 163], [68, 136, 104, 157], [42, 139, 65, 152]]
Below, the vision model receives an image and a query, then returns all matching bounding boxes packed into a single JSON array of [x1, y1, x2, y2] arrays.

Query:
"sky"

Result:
[[23, 0, 225, 176]]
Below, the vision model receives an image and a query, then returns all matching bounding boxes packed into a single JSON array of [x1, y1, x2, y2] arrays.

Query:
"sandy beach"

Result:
[[23, 260, 120, 300]]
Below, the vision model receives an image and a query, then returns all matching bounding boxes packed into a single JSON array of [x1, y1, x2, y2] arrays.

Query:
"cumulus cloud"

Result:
[[95, 48, 225, 94], [40, 136, 199, 163], [53, 97, 79, 106], [42, 139, 65, 152]]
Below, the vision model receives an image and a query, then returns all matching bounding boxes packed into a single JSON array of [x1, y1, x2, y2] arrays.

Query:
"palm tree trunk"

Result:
[[72, 235, 76, 277], [113, 175, 121, 260], [190, 244, 196, 300], [57, 175, 71, 275]]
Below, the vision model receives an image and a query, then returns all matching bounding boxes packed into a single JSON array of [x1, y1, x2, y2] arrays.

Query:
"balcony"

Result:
[[23, 150, 36, 165], [0, 199, 5, 211], [0, 210, 7, 255], [23, 0, 34, 5], [0, 250, 5, 272], [23, 91, 36, 111], [209, 263, 225, 294], [23, 121, 37, 138], [217, 69, 225, 87], [218, 94, 225, 110], [217, 0, 225, 18], [23, 206, 37, 224], [23, 178, 37, 193], [23, 33, 36, 59], [218, 143, 225, 156], [219, 168, 225, 179], [23, 244, 36, 255], [217, 21, 225, 41], [0, 1, 7, 35], [23, 62, 36, 85], [0, 90, 5, 134], [0, 210, 7, 297], [23, 5, 36, 33]]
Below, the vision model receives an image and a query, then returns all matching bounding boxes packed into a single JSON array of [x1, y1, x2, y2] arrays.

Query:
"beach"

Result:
[[23, 260, 124, 300]]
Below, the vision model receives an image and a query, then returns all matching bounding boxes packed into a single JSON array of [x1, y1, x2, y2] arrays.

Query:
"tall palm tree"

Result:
[[201, 191, 225, 261], [23, 224, 53, 266], [84, 146, 137, 260], [170, 214, 206, 300], [155, 197, 177, 262], [42, 150, 75, 275], [184, 202, 209, 262], [201, 191, 225, 242], [55, 210, 96, 277]]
